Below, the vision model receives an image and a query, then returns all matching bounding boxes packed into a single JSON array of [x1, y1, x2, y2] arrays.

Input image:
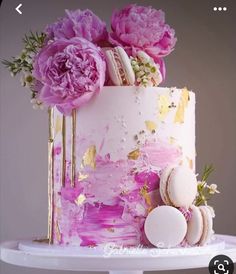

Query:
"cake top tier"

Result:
[[2, 4, 177, 115]]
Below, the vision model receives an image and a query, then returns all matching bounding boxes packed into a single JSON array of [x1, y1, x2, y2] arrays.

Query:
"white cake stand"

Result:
[[1, 234, 236, 274]]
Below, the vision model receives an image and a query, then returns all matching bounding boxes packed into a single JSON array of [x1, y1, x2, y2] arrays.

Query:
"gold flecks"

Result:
[[82, 145, 97, 169], [187, 157, 193, 169], [140, 183, 149, 197], [158, 94, 171, 120], [169, 136, 176, 144], [120, 189, 129, 196], [61, 115, 66, 187], [78, 172, 89, 181], [144, 193, 152, 207], [48, 107, 54, 244], [128, 148, 140, 160], [55, 116, 62, 135], [55, 221, 62, 243], [107, 227, 115, 233], [147, 206, 154, 213], [145, 120, 157, 132], [88, 244, 97, 248], [75, 194, 86, 205], [33, 238, 50, 244], [174, 87, 190, 123], [71, 109, 76, 188], [140, 183, 152, 207]]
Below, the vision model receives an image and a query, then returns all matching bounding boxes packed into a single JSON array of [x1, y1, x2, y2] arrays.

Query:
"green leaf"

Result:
[[201, 164, 214, 182]]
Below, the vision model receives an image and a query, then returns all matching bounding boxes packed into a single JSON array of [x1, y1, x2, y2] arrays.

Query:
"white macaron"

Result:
[[144, 205, 187, 248], [104, 46, 135, 86], [160, 165, 198, 208], [186, 205, 214, 246]]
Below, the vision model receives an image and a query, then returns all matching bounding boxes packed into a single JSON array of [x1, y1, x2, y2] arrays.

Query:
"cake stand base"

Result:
[[110, 272, 142, 274], [1, 234, 236, 274]]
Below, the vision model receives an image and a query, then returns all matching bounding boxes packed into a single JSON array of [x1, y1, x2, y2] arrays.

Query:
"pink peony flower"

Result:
[[109, 4, 177, 76], [45, 9, 108, 45], [33, 37, 106, 115]]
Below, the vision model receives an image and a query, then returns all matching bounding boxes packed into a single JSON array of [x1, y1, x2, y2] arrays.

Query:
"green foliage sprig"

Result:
[[195, 164, 220, 206], [1, 32, 46, 107], [2, 31, 46, 76]]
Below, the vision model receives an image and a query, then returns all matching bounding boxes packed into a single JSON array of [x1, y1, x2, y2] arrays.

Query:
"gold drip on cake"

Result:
[[71, 109, 76, 187], [62, 115, 66, 187], [48, 107, 54, 244]]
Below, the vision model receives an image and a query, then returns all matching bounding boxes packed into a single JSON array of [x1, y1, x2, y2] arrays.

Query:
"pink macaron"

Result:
[[104, 46, 135, 86], [186, 205, 214, 245], [160, 165, 198, 208]]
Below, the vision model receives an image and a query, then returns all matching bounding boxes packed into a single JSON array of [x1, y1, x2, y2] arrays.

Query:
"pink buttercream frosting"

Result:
[[53, 137, 182, 246]]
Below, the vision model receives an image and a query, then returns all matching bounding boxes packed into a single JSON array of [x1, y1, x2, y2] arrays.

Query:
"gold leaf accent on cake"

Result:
[[169, 136, 176, 144], [145, 120, 157, 132], [128, 148, 140, 160], [71, 109, 76, 188], [174, 87, 190, 123], [75, 194, 86, 205], [61, 115, 66, 187], [82, 145, 97, 169], [33, 238, 50, 244], [55, 221, 62, 243], [55, 116, 62, 135], [140, 183, 152, 208], [120, 189, 129, 196], [48, 107, 54, 244], [158, 94, 171, 120], [78, 172, 89, 181], [107, 227, 115, 233], [187, 157, 193, 169]]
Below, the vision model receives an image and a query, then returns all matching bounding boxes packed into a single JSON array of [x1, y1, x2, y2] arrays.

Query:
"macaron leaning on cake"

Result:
[[159, 165, 198, 208], [104, 46, 135, 86], [144, 205, 187, 248], [186, 205, 214, 245]]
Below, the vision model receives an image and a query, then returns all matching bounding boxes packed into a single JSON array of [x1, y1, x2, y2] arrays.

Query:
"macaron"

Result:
[[186, 205, 214, 246], [160, 165, 198, 208], [144, 205, 187, 248], [104, 46, 135, 86]]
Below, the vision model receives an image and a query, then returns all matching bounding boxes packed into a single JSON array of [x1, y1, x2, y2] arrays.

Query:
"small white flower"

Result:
[[137, 51, 151, 63], [134, 64, 140, 72], [208, 183, 220, 194], [142, 78, 148, 84], [32, 104, 39, 110], [136, 71, 145, 78], [30, 98, 37, 104], [197, 180, 205, 186]]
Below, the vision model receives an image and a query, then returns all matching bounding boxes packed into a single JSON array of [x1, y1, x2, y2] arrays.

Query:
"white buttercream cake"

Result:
[[50, 86, 195, 246]]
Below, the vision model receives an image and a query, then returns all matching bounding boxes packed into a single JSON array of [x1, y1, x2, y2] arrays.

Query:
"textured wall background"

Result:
[[0, 0, 236, 273]]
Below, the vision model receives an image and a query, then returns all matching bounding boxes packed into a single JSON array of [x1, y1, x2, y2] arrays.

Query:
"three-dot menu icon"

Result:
[[213, 7, 227, 11]]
